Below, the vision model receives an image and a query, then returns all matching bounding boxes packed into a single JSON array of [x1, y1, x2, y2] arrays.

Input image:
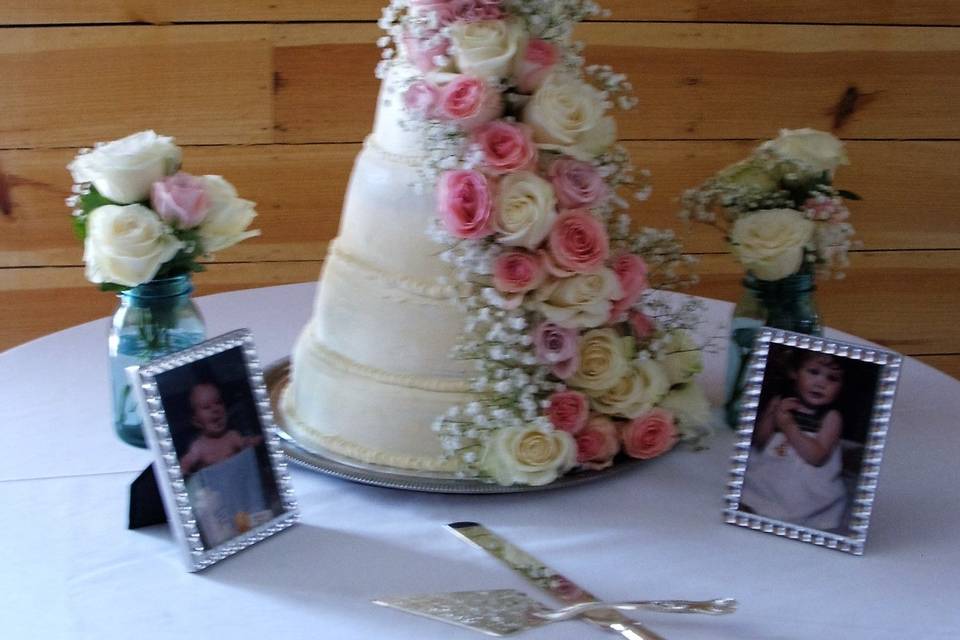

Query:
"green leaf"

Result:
[[71, 212, 88, 241], [78, 185, 117, 214], [837, 189, 863, 201], [98, 282, 130, 293]]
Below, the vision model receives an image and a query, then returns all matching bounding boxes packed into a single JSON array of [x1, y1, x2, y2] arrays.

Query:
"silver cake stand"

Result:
[[266, 358, 645, 494]]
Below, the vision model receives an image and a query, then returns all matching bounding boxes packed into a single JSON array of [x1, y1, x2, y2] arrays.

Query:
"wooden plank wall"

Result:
[[2, 2, 959, 380]]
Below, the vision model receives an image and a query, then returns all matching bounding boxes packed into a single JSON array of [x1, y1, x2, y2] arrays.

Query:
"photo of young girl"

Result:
[[155, 346, 284, 549], [739, 343, 881, 534]]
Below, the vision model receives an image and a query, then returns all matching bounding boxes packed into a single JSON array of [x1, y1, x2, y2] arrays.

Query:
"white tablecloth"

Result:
[[2, 283, 958, 639]]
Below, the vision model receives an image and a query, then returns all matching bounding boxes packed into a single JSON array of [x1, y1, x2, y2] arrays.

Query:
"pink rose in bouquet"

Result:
[[608, 253, 649, 321], [474, 121, 537, 175], [547, 209, 610, 275], [628, 310, 656, 340], [437, 170, 495, 239], [514, 38, 559, 94], [621, 409, 678, 460], [408, 0, 459, 25], [493, 250, 545, 308], [438, 75, 502, 131], [546, 390, 590, 434], [403, 80, 441, 118], [533, 321, 579, 379], [403, 32, 451, 72], [150, 172, 209, 229], [575, 416, 621, 470], [457, 0, 504, 22], [548, 157, 610, 210]]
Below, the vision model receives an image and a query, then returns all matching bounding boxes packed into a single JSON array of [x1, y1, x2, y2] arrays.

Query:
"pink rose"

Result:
[[150, 172, 209, 229], [456, 0, 504, 22], [621, 408, 678, 460], [437, 170, 495, 239], [515, 38, 559, 93], [608, 253, 649, 321], [409, 0, 459, 25], [546, 390, 590, 434], [438, 75, 502, 131], [575, 416, 621, 470], [548, 157, 610, 210], [533, 321, 579, 379], [628, 310, 656, 340], [474, 121, 537, 175], [547, 210, 610, 275], [403, 32, 451, 73], [803, 195, 849, 223], [403, 80, 441, 118], [492, 250, 545, 308]]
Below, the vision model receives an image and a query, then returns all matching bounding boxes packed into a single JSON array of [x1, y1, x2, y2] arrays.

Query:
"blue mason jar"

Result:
[[724, 271, 822, 427], [108, 274, 205, 447]]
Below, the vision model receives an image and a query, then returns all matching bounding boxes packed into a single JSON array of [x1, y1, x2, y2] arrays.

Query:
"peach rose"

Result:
[[546, 390, 590, 434], [621, 408, 679, 460], [492, 249, 545, 308], [474, 121, 537, 175], [437, 170, 495, 239], [547, 209, 610, 275], [438, 75, 502, 131], [575, 416, 621, 470]]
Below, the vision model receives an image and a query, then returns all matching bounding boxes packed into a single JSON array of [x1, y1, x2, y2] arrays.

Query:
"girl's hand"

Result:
[[775, 397, 803, 430]]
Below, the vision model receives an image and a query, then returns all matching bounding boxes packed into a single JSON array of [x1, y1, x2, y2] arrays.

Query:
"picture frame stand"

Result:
[[128, 463, 168, 530]]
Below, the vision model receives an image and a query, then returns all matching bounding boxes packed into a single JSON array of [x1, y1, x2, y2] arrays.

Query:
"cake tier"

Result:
[[284, 326, 474, 472]]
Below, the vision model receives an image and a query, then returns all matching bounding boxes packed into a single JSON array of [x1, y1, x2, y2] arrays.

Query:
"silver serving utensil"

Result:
[[373, 589, 736, 637], [447, 522, 671, 640]]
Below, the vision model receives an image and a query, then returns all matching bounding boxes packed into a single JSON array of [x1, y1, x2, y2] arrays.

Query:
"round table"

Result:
[[2, 283, 958, 639]]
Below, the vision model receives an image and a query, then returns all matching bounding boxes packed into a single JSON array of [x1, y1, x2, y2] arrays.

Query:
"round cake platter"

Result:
[[264, 358, 644, 494]]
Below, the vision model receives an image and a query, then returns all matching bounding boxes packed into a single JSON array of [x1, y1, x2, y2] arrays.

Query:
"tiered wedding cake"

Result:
[[283, 1, 709, 486]]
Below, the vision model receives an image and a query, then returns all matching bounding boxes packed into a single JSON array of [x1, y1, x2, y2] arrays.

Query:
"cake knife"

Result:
[[447, 521, 668, 640]]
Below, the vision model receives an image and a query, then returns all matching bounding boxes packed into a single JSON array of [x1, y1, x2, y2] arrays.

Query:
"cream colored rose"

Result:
[[495, 171, 557, 249], [523, 74, 615, 160], [591, 359, 670, 418], [198, 176, 260, 253], [566, 327, 631, 392], [83, 204, 184, 286], [659, 383, 714, 444], [449, 19, 524, 79], [718, 160, 779, 194], [69, 130, 182, 204], [533, 269, 623, 329], [766, 128, 849, 175], [729, 209, 814, 281], [658, 329, 704, 386], [480, 426, 576, 486]]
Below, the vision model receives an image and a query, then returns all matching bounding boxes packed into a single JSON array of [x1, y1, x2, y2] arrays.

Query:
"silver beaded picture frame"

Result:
[[725, 328, 902, 555], [128, 329, 299, 572]]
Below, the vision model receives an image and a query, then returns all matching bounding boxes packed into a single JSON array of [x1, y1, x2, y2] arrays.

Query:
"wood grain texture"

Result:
[[2, 140, 958, 267], [5, 1, 959, 26], [3, 23, 960, 149]]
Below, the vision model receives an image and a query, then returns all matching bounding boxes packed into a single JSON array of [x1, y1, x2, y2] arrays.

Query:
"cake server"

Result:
[[447, 521, 671, 640], [373, 589, 736, 637]]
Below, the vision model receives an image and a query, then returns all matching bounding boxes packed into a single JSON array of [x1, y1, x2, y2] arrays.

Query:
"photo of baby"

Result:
[[739, 343, 882, 535], [155, 346, 284, 549]]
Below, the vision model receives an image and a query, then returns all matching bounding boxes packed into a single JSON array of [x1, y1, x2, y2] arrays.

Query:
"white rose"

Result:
[[449, 19, 524, 80], [524, 74, 615, 160], [659, 383, 714, 444], [533, 269, 623, 329], [198, 176, 260, 253], [766, 128, 849, 175], [567, 327, 632, 392], [718, 160, 779, 194], [69, 130, 181, 204], [83, 204, 183, 287], [480, 426, 576, 486], [729, 209, 814, 281], [658, 329, 704, 386], [495, 171, 557, 249], [591, 359, 670, 419]]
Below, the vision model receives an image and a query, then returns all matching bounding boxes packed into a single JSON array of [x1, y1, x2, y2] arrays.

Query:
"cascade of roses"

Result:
[[384, 0, 709, 485]]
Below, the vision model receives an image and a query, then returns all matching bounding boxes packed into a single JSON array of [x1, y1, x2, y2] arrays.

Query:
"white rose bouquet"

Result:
[[680, 128, 859, 281], [68, 130, 260, 290]]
